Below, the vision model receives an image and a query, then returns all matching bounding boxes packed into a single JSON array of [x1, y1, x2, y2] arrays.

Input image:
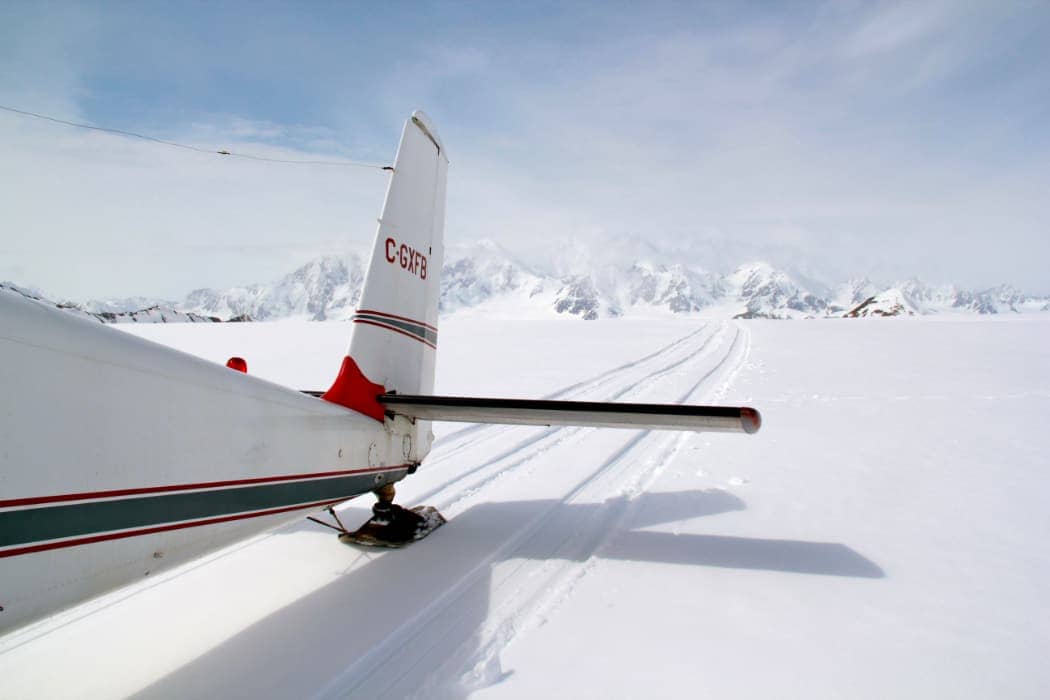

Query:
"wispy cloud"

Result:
[[0, 112, 389, 297], [843, 1, 952, 57], [1, 1, 1048, 297]]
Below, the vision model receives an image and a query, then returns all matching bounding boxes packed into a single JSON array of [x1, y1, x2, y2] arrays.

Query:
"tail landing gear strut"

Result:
[[337, 483, 446, 548]]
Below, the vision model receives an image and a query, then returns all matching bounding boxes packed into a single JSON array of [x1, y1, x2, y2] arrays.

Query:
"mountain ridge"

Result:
[[7, 240, 1049, 322]]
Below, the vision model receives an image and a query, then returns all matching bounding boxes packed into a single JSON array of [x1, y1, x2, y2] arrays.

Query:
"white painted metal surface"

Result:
[[347, 110, 448, 460], [0, 111, 451, 634], [0, 291, 408, 632]]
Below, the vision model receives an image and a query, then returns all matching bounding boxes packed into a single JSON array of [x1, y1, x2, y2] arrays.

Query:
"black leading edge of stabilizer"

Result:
[[378, 394, 761, 434]]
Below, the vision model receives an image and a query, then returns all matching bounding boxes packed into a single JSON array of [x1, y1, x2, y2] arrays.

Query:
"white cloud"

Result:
[[1, 1, 1048, 298], [0, 112, 389, 298], [843, 1, 952, 57], [435, 6, 1050, 291]]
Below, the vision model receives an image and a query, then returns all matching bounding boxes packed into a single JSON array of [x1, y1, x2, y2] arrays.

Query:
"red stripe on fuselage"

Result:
[[0, 465, 411, 509]]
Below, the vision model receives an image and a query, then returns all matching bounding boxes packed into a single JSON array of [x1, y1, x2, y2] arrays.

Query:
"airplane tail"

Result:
[[323, 112, 447, 457], [320, 110, 762, 447]]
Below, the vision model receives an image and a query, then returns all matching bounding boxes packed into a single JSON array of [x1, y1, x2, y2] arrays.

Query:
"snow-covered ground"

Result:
[[1, 317, 1048, 699]]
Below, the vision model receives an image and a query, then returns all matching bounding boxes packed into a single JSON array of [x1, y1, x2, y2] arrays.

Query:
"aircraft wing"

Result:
[[377, 394, 761, 434]]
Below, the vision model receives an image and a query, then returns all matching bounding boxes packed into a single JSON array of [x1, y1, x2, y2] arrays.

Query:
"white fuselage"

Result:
[[0, 291, 412, 634]]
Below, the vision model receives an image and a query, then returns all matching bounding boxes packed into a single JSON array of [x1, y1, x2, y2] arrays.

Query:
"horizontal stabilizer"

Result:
[[378, 394, 761, 434]]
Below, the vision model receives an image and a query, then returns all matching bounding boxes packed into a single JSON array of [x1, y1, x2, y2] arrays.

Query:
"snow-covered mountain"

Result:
[[84, 296, 175, 315], [553, 275, 608, 320], [1, 282, 220, 324], [844, 280, 1050, 318], [828, 277, 881, 315], [440, 240, 545, 314], [719, 262, 828, 319], [845, 289, 919, 317], [616, 261, 726, 315], [12, 239, 1050, 322], [179, 254, 366, 321]]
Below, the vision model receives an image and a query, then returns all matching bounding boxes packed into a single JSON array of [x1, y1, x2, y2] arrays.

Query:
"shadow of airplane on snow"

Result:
[[133, 488, 883, 699]]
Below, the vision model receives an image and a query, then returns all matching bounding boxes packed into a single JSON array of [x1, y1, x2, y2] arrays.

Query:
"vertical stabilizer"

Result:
[[323, 112, 447, 454]]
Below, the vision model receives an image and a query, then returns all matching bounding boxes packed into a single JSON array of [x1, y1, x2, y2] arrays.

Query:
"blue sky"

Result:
[[2, 1, 1049, 298]]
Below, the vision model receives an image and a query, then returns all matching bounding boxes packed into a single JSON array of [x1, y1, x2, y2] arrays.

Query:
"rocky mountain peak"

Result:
[[845, 289, 919, 317], [11, 240, 1050, 323]]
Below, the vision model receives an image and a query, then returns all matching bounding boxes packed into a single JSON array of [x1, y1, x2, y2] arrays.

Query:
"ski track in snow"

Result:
[[0, 320, 745, 700], [418, 323, 725, 503], [321, 322, 751, 698], [5, 318, 1047, 699], [0, 321, 755, 700], [426, 324, 711, 460]]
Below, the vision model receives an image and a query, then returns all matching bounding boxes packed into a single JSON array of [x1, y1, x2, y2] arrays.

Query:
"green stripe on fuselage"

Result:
[[0, 470, 404, 548]]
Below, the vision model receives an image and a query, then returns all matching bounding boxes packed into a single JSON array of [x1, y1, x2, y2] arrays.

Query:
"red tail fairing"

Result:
[[322, 356, 387, 422]]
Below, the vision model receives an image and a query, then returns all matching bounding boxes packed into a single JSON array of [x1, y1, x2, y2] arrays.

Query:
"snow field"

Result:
[[478, 318, 1050, 699], [0, 317, 1047, 699]]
